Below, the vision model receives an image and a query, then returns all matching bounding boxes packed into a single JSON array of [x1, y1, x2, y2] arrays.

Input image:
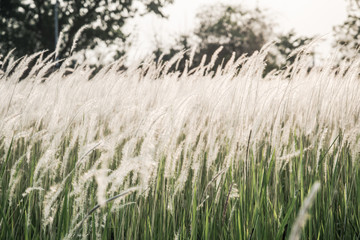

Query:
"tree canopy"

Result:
[[153, 4, 314, 76], [0, 0, 173, 59], [333, 0, 360, 60], [194, 4, 272, 63], [153, 4, 273, 73]]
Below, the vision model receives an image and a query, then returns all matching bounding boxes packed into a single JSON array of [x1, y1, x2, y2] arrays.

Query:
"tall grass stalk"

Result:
[[0, 45, 359, 239]]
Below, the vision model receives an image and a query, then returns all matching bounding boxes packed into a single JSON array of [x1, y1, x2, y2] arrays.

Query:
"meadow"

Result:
[[0, 45, 359, 239]]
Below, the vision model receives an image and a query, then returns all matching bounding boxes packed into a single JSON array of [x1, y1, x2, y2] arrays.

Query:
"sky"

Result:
[[126, 0, 348, 64]]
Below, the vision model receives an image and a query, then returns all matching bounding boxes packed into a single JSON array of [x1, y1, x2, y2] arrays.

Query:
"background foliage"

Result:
[[153, 4, 314, 76], [0, 0, 172, 59], [333, 0, 360, 61]]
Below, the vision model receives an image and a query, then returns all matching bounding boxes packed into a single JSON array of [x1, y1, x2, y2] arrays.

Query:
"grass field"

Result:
[[0, 46, 360, 239]]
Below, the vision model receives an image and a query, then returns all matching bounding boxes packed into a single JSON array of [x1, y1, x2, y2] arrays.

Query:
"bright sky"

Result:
[[126, 0, 348, 64]]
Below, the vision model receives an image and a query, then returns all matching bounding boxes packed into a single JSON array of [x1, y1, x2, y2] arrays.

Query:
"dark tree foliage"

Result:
[[333, 0, 360, 60], [0, 0, 172, 59], [154, 4, 273, 74], [265, 31, 314, 75], [194, 4, 272, 66], [153, 4, 314, 76]]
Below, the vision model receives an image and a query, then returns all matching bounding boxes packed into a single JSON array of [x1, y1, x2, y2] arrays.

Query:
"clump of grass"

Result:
[[0, 44, 360, 239]]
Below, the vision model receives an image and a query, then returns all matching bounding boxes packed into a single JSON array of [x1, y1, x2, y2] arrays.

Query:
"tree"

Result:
[[193, 4, 272, 67], [153, 4, 314, 76], [0, 0, 173, 59], [333, 0, 360, 60], [153, 4, 273, 73], [265, 31, 314, 75]]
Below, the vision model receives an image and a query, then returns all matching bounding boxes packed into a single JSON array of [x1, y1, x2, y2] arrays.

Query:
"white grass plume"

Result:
[[70, 24, 91, 55], [55, 31, 64, 60], [208, 46, 223, 70], [289, 182, 321, 240], [1, 44, 360, 233], [1, 48, 16, 70]]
